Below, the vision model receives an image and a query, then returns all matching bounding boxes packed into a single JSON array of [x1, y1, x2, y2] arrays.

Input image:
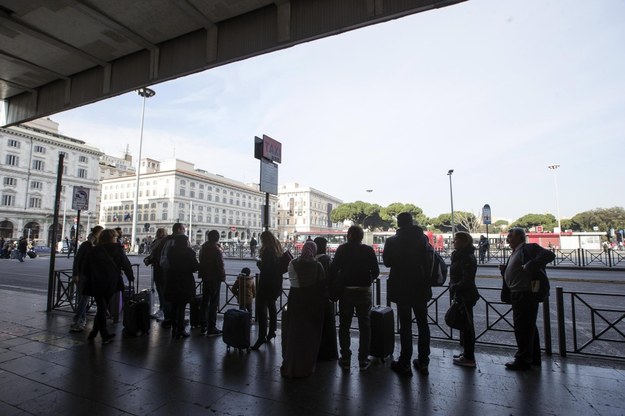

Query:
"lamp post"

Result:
[[547, 164, 562, 232], [447, 170, 455, 244], [131, 87, 156, 253]]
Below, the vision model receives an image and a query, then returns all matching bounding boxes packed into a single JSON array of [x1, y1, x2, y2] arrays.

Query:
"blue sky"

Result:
[[51, 0, 625, 222]]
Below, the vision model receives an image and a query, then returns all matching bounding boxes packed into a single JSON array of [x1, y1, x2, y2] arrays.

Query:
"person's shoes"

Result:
[[412, 359, 429, 376], [532, 357, 542, 367], [267, 331, 276, 341], [453, 356, 476, 368], [338, 357, 351, 370], [205, 328, 223, 337], [102, 333, 116, 344], [453, 352, 464, 359], [70, 323, 84, 333], [200, 326, 208, 335], [173, 331, 190, 339], [87, 331, 97, 341], [505, 360, 531, 371], [359, 359, 372, 371], [390, 360, 413, 377], [251, 338, 266, 350]]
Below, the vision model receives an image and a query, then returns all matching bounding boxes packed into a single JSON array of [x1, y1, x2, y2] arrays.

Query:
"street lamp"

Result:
[[131, 87, 156, 253], [547, 164, 562, 232], [447, 170, 455, 241]]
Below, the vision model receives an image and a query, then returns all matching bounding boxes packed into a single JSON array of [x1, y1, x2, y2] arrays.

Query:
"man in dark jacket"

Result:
[[157, 223, 186, 328], [500, 228, 555, 370], [17, 236, 28, 262], [198, 230, 226, 336], [330, 225, 379, 371], [383, 212, 430, 376]]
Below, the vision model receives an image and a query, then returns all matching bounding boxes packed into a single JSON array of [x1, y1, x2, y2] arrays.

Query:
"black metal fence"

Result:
[[51, 264, 624, 360]]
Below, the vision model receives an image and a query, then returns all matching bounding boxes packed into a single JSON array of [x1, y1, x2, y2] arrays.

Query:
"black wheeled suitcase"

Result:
[[123, 282, 151, 336], [222, 277, 251, 351], [189, 294, 202, 328], [370, 306, 395, 360], [27, 250, 37, 258]]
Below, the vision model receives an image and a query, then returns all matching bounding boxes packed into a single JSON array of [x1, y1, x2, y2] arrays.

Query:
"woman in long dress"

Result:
[[280, 241, 326, 378]]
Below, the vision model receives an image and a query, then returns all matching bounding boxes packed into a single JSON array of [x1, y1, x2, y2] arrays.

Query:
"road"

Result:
[[2, 254, 623, 295]]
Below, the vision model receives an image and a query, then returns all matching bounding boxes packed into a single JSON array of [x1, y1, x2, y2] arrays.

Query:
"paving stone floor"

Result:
[[0, 289, 624, 415]]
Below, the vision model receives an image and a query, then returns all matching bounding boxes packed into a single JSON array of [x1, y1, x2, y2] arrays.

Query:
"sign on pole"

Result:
[[72, 186, 90, 210], [481, 204, 491, 225], [260, 159, 278, 195]]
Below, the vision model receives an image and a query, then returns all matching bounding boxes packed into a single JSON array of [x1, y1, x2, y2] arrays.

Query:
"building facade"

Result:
[[0, 118, 102, 244], [99, 158, 277, 246], [277, 182, 343, 242]]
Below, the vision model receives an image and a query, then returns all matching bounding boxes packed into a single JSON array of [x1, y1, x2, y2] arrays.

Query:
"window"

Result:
[[34, 145, 46, 154], [162, 212, 168, 220], [78, 168, 87, 178], [79, 156, 88, 163], [5, 154, 18, 166], [29, 197, 42, 208], [4, 177, 17, 186], [1, 194, 15, 206], [7, 139, 20, 148], [30, 180, 42, 190], [180, 188, 186, 197]]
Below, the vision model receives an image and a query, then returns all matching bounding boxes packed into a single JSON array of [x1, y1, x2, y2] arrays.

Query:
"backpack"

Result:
[[280, 250, 294, 275], [426, 247, 448, 286], [158, 237, 173, 269]]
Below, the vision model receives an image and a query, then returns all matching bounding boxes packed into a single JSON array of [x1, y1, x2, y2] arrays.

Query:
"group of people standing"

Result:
[[69, 214, 554, 378]]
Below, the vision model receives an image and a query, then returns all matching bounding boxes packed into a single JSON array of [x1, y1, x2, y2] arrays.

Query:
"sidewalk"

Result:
[[0, 288, 624, 416]]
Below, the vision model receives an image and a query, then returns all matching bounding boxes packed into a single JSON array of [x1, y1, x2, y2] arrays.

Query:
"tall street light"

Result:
[[547, 163, 561, 232], [447, 169, 455, 240], [131, 87, 156, 252]]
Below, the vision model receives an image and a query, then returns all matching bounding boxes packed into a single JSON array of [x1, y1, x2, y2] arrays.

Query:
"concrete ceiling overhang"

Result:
[[0, 0, 465, 127]]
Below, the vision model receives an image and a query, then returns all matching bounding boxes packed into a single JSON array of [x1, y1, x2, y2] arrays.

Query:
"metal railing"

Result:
[[556, 287, 625, 359]]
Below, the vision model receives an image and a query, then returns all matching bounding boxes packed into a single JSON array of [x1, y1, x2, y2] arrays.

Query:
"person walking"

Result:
[[478, 235, 490, 264], [281, 240, 326, 378], [449, 231, 480, 367], [84, 229, 135, 344], [70, 226, 104, 333], [383, 212, 430, 376], [331, 225, 380, 371], [166, 232, 199, 339], [314, 237, 339, 361], [500, 228, 555, 370], [198, 230, 226, 336], [251, 231, 283, 350]]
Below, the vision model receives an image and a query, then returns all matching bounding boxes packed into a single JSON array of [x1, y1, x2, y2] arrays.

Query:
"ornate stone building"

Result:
[[0, 118, 102, 244]]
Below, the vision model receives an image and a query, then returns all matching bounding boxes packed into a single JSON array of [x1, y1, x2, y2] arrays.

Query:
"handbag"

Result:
[[445, 298, 469, 331], [501, 277, 511, 303]]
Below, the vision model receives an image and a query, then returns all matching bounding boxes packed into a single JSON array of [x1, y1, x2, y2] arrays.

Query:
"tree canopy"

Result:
[[331, 201, 427, 230], [509, 213, 557, 231], [569, 207, 625, 232]]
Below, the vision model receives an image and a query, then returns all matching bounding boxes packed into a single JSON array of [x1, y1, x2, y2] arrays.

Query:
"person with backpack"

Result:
[[145, 228, 171, 326], [84, 229, 135, 344], [166, 231, 199, 339], [330, 225, 380, 371], [383, 212, 430, 376], [448, 231, 479, 367], [251, 231, 283, 350], [500, 227, 555, 371]]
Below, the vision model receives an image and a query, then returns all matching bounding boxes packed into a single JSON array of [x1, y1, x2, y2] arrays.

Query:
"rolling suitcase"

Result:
[[123, 279, 151, 336], [370, 305, 394, 360], [27, 250, 37, 258], [222, 277, 251, 351], [189, 294, 202, 328]]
